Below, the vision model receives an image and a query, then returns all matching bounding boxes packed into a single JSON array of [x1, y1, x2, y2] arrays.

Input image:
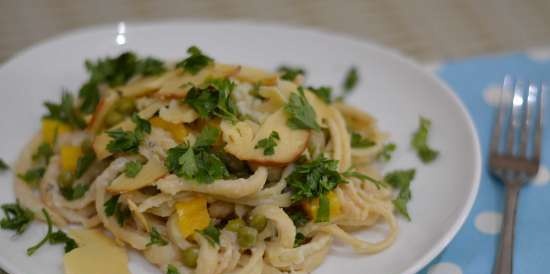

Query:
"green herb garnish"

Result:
[[137, 57, 166, 76], [44, 92, 86, 129], [384, 169, 416, 220], [75, 151, 96, 178], [287, 209, 309, 227], [124, 161, 143, 178], [198, 223, 220, 246], [350, 132, 375, 148], [255, 131, 280, 155], [294, 232, 307, 248], [286, 155, 345, 202], [165, 126, 229, 184], [103, 195, 119, 217], [285, 87, 320, 131], [308, 86, 332, 103], [103, 195, 130, 226], [147, 227, 168, 247], [176, 46, 213, 75], [106, 113, 151, 153], [184, 78, 239, 121], [278, 66, 305, 81], [0, 202, 34, 234], [60, 184, 89, 201], [166, 265, 180, 274], [411, 117, 439, 163], [377, 143, 396, 162], [342, 66, 358, 92], [26, 209, 77, 255], [17, 167, 46, 186]]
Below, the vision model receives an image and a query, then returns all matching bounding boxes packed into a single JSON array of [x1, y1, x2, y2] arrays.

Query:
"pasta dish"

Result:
[[4, 46, 423, 274]]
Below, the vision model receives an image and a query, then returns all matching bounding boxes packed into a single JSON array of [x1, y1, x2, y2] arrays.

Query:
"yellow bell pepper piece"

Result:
[[42, 119, 71, 144], [60, 145, 82, 172], [149, 117, 188, 142], [175, 196, 210, 238], [303, 191, 341, 221]]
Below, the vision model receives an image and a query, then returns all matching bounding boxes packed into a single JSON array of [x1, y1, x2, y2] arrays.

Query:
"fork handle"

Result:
[[493, 184, 520, 274]]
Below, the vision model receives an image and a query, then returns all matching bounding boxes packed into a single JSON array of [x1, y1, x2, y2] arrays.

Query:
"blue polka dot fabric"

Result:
[[420, 52, 550, 274]]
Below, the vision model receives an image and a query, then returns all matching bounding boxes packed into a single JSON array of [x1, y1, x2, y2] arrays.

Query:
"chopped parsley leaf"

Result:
[[106, 113, 151, 153], [75, 151, 96, 178], [176, 46, 213, 75], [167, 265, 180, 274], [411, 117, 439, 163], [124, 161, 143, 178], [350, 132, 375, 148], [287, 208, 309, 227], [254, 131, 280, 155], [17, 167, 46, 187], [0, 202, 34, 235], [277, 66, 305, 81], [198, 223, 220, 246], [315, 194, 330, 223], [294, 232, 307, 248], [60, 184, 89, 201], [103, 195, 119, 217], [43, 92, 86, 129], [342, 66, 358, 92], [184, 78, 239, 121], [165, 127, 229, 184], [103, 195, 131, 226], [377, 143, 396, 162], [32, 143, 54, 166], [147, 227, 168, 247], [384, 169, 416, 221], [137, 57, 166, 76], [308, 86, 332, 103], [26, 209, 78, 255], [0, 159, 8, 172], [285, 87, 321, 131], [286, 155, 345, 202]]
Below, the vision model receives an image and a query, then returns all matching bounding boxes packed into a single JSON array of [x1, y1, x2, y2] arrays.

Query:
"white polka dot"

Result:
[[533, 165, 549, 186], [475, 211, 502, 235], [483, 84, 512, 106], [428, 262, 463, 274], [527, 47, 550, 62]]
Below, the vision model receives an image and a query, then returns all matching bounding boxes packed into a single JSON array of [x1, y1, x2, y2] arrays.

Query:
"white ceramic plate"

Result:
[[0, 21, 481, 274]]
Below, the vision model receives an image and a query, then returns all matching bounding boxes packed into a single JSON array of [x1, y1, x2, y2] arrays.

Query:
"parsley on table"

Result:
[[60, 184, 89, 201], [26, 209, 78, 255], [315, 194, 330, 223], [286, 155, 345, 202], [166, 265, 180, 274], [411, 117, 439, 163], [147, 227, 168, 247], [277, 66, 305, 81], [284, 87, 321, 131], [75, 151, 96, 178], [198, 223, 220, 246], [0, 202, 34, 235], [124, 161, 143, 178], [165, 126, 229, 184], [44, 92, 86, 129], [377, 143, 397, 162], [308, 86, 332, 103], [255, 131, 280, 155], [106, 113, 151, 153], [294, 232, 307, 248], [0, 159, 8, 172], [17, 167, 46, 187], [184, 78, 239, 121], [176, 46, 213, 75], [350, 132, 375, 148], [384, 169, 416, 221], [103, 195, 131, 226]]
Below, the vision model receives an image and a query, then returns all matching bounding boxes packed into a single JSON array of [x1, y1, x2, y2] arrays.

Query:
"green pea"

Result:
[[237, 226, 257, 248], [116, 97, 136, 114], [181, 247, 198, 268], [57, 171, 75, 188], [104, 110, 124, 128], [225, 218, 245, 232], [248, 214, 267, 232]]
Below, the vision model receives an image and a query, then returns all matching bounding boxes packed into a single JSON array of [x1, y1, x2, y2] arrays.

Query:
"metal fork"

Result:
[[489, 76, 545, 274]]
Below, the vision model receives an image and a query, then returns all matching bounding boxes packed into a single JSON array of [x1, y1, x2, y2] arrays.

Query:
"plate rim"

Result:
[[0, 19, 482, 274]]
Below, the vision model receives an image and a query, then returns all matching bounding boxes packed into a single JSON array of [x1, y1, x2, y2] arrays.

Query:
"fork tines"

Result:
[[490, 75, 545, 162]]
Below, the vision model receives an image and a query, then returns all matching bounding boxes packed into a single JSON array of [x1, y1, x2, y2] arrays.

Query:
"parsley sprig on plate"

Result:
[[106, 113, 151, 153], [184, 78, 239, 122], [285, 87, 321, 131]]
